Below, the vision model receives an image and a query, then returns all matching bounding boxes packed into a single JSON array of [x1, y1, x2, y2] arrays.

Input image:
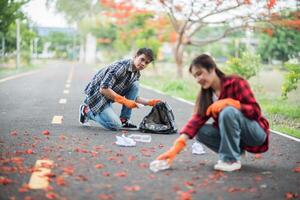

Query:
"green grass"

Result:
[[0, 63, 40, 79], [271, 125, 300, 138], [140, 65, 300, 139]]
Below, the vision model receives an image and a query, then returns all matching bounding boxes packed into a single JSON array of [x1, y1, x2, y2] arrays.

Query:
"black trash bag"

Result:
[[139, 101, 177, 134]]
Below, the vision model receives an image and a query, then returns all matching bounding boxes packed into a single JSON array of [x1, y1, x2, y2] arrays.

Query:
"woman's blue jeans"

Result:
[[86, 81, 139, 130], [196, 106, 267, 162]]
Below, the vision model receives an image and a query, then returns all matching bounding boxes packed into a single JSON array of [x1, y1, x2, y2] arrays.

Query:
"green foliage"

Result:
[[281, 62, 300, 99], [46, 32, 73, 58], [225, 52, 262, 79], [136, 38, 160, 60], [258, 27, 300, 62], [0, 0, 28, 34]]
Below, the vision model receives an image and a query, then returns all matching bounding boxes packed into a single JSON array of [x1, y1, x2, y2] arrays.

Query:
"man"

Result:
[[79, 48, 161, 130]]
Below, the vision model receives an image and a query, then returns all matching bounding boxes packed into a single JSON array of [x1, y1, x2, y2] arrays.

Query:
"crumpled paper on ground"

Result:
[[192, 142, 206, 155], [115, 134, 136, 147]]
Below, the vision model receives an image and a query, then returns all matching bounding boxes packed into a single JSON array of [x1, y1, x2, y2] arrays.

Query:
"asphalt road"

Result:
[[0, 60, 299, 200]]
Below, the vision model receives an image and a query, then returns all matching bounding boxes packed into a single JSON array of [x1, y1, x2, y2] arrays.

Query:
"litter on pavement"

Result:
[[115, 134, 136, 147], [192, 141, 206, 155], [128, 134, 152, 143]]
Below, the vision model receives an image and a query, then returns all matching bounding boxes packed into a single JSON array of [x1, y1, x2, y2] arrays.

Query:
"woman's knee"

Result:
[[219, 106, 240, 121]]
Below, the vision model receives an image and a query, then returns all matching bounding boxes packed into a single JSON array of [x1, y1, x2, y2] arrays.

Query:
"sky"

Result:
[[22, 0, 69, 28]]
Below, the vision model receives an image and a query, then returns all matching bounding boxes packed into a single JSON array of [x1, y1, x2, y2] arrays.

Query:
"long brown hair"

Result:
[[189, 54, 225, 117]]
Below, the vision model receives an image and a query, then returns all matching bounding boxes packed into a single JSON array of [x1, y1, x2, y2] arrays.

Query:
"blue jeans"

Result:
[[196, 106, 267, 162], [86, 81, 139, 130]]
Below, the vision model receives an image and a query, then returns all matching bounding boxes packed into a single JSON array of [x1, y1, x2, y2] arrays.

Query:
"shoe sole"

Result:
[[79, 105, 85, 124], [120, 127, 139, 131]]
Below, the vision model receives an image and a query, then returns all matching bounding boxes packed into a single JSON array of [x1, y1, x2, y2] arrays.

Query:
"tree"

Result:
[[156, 0, 295, 78], [258, 10, 300, 62], [0, 0, 28, 34]]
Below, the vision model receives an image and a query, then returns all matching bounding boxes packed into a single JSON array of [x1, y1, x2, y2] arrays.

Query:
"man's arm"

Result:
[[100, 88, 138, 109]]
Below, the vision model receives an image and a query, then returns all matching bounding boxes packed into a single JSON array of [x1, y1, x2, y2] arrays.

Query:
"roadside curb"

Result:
[[141, 84, 300, 142]]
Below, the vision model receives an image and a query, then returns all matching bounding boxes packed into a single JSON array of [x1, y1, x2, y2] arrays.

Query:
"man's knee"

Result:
[[104, 120, 122, 131]]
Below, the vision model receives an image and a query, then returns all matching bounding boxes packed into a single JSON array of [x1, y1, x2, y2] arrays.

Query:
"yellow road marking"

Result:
[[52, 116, 63, 124], [28, 160, 53, 189]]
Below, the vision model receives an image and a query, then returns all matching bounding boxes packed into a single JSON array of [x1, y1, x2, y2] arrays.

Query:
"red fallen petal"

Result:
[[293, 166, 300, 173], [95, 164, 104, 169], [114, 172, 127, 177], [123, 185, 141, 191], [42, 130, 50, 135], [255, 175, 262, 181], [63, 166, 74, 175], [139, 163, 148, 168], [127, 156, 136, 162], [285, 192, 298, 199], [98, 194, 114, 200], [178, 191, 192, 200], [26, 149, 34, 154], [18, 184, 30, 192], [24, 196, 33, 200], [11, 157, 25, 164], [56, 176, 66, 186], [59, 135, 66, 140], [102, 172, 110, 177], [45, 192, 57, 199], [0, 177, 13, 185], [10, 131, 17, 136], [76, 175, 88, 181], [254, 154, 262, 159]]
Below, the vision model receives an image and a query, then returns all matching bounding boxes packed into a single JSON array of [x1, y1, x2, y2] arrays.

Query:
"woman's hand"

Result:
[[156, 134, 187, 165], [206, 98, 241, 118]]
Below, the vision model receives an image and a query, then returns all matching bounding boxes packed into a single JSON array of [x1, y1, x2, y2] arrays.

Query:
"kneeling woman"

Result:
[[157, 54, 269, 172]]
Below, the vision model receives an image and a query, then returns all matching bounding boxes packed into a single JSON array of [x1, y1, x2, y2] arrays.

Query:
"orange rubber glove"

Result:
[[147, 99, 161, 106], [206, 98, 241, 118], [156, 135, 187, 165], [114, 94, 138, 109]]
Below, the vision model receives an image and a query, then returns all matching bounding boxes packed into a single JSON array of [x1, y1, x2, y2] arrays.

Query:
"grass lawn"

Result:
[[140, 62, 300, 139]]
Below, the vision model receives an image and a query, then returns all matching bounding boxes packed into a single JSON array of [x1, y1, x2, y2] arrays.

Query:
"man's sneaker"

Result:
[[121, 119, 137, 130], [214, 160, 242, 172], [79, 104, 88, 124]]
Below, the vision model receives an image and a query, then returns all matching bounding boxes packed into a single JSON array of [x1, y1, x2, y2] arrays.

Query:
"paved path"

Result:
[[0, 60, 299, 200]]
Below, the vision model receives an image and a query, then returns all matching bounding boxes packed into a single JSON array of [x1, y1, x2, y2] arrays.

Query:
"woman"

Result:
[[157, 54, 269, 172]]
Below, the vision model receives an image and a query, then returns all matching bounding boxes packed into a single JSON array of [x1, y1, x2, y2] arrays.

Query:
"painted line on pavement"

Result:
[[63, 90, 69, 94], [65, 83, 70, 88], [0, 70, 39, 84], [141, 84, 299, 142], [51, 115, 63, 124], [28, 159, 53, 189], [59, 98, 67, 104]]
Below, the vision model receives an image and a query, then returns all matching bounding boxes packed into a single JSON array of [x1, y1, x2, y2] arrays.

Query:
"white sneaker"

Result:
[[214, 160, 242, 172]]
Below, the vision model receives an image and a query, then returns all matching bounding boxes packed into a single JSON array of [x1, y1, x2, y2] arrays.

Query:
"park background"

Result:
[[0, 0, 299, 138]]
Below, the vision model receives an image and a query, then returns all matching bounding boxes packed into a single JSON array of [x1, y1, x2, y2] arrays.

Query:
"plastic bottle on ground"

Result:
[[128, 134, 152, 143], [149, 160, 170, 172]]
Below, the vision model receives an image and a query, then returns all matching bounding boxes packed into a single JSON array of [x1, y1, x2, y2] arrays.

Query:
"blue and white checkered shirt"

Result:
[[84, 58, 140, 115]]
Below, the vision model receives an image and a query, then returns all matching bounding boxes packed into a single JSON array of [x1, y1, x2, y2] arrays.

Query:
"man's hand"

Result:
[[156, 135, 187, 165], [147, 99, 161, 106], [206, 98, 241, 118], [114, 94, 138, 109]]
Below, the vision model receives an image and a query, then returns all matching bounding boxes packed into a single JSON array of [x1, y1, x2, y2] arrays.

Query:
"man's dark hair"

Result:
[[136, 48, 154, 62]]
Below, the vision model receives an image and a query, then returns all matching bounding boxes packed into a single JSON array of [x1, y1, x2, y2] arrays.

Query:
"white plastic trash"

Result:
[[115, 134, 136, 147], [192, 142, 206, 155], [128, 134, 152, 143], [149, 160, 170, 172]]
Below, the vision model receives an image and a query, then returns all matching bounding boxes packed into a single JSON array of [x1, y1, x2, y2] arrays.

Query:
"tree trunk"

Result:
[[174, 42, 184, 79]]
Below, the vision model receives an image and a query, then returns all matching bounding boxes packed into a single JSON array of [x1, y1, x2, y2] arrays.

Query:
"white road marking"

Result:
[[59, 98, 67, 104], [65, 84, 70, 88], [0, 71, 39, 84], [52, 116, 63, 124], [63, 90, 69, 94], [28, 159, 53, 189], [140, 84, 300, 142]]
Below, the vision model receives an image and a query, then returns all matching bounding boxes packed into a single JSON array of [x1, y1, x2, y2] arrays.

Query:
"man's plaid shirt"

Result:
[[180, 75, 270, 153], [84, 59, 140, 114]]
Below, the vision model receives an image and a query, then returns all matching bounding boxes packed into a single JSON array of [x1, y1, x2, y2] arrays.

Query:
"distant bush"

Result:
[[281, 62, 300, 99], [225, 52, 262, 79]]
